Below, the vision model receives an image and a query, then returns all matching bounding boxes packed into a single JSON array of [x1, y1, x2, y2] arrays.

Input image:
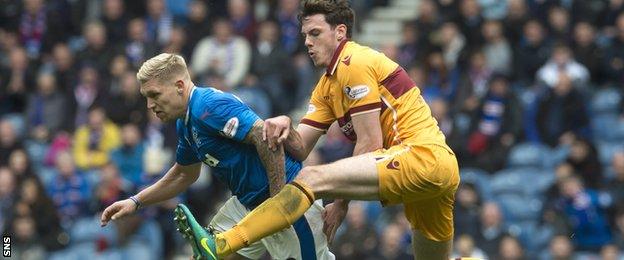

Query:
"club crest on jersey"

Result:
[[344, 85, 369, 100], [307, 104, 316, 114], [191, 127, 200, 145], [220, 117, 239, 138]]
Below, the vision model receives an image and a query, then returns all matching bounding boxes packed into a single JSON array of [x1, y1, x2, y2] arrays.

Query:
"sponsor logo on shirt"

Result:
[[220, 117, 239, 138], [344, 85, 370, 100]]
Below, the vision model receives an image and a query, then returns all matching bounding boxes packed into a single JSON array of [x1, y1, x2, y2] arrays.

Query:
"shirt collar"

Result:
[[325, 39, 349, 76], [184, 86, 197, 126]]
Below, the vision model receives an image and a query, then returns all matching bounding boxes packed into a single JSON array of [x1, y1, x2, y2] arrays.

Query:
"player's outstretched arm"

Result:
[[100, 163, 201, 226], [263, 115, 323, 161], [245, 119, 286, 196]]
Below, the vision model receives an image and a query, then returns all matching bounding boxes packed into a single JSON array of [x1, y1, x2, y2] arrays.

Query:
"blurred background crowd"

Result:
[[1, 0, 624, 259]]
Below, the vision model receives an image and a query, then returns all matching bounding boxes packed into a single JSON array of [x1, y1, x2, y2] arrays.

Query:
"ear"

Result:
[[175, 79, 185, 94], [336, 24, 348, 41]]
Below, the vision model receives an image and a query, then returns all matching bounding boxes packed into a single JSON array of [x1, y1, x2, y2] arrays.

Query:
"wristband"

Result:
[[129, 196, 142, 211]]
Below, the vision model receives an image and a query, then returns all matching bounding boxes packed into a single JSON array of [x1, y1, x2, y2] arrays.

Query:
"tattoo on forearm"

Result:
[[245, 120, 286, 196]]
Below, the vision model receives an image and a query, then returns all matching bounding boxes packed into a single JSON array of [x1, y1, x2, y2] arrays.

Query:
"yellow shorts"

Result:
[[374, 143, 460, 242]]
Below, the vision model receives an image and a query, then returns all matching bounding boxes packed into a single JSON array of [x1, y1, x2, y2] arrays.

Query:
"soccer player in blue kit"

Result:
[[100, 53, 334, 260]]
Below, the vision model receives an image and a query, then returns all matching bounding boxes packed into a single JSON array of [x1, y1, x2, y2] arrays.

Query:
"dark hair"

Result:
[[298, 0, 355, 38]]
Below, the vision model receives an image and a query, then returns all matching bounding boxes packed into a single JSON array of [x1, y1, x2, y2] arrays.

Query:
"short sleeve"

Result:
[[175, 121, 200, 165], [300, 88, 335, 132], [198, 91, 260, 142], [341, 63, 382, 116]]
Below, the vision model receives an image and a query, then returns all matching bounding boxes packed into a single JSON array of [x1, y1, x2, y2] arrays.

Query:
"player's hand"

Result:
[[100, 199, 137, 227], [322, 200, 348, 245], [262, 115, 291, 151]]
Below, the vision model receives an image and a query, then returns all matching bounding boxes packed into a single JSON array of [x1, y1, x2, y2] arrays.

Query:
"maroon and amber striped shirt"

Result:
[[301, 40, 449, 150]]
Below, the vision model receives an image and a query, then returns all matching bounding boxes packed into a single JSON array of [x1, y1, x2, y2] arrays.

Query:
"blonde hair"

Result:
[[137, 53, 189, 84]]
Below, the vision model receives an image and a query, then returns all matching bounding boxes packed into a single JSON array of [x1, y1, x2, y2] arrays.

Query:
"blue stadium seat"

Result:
[[459, 168, 492, 200], [591, 114, 620, 142], [491, 168, 554, 197], [542, 145, 570, 169], [495, 194, 543, 222], [596, 141, 624, 166], [507, 142, 549, 168], [590, 88, 621, 115]]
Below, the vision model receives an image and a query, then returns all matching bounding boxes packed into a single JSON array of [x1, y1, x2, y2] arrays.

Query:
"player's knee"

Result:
[[294, 166, 326, 192]]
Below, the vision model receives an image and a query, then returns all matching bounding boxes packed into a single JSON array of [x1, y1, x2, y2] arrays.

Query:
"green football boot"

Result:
[[174, 204, 218, 260]]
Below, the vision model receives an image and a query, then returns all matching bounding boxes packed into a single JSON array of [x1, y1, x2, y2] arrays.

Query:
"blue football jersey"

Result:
[[175, 86, 302, 208]]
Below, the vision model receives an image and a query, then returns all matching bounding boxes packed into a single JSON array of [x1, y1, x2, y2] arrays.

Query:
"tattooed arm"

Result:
[[243, 119, 285, 196]]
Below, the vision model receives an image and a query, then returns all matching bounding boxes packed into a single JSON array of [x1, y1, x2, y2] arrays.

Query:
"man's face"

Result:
[[301, 14, 343, 67], [140, 78, 185, 122]]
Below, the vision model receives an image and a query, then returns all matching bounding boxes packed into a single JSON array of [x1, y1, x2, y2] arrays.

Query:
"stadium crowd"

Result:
[[1, 0, 624, 259]]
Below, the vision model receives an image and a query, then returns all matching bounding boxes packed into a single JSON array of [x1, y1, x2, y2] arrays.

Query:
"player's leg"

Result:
[[412, 229, 452, 260], [215, 152, 381, 258], [401, 144, 460, 260], [209, 197, 268, 260]]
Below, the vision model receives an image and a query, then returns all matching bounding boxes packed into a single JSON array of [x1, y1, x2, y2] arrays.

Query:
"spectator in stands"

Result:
[[546, 7, 572, 44], [77, 21, 115, 73], [536, 73, 589, 147], [73, 106, 121, 171], [614, 209, 624, 248], [607, 152, 624, 207], [50, 43, 77, 96], [476, 202, 508, 257], [8, 215, 46, 259], [600, 244, 621, 260], [48, 150, 91, 227], [503, 0, 529, 47], [110, 123, 145, 186], [105, 71, 147, 128], [514, 19, 551, 85], [334, 202, 378, 259], [101, 0, 129, 43], [604, 13, 624, 85], [455, 0, 484, 48], [566, 138, 603, 189], [26, 72, 67, 135], [547, 235, 575, 260], [185, 0, 212, 51], [437, 22, 468, 70], [455, 51, 492, 114], [454, 183, 482, 239], [397, 22, 422, 69], [367, 223, 411, 260], [496, 235, 525, 260], [250, 20, 295, 115], [0, 119, 23, 165], [1, 47, 33, 116], [18, 0, 67, 57], [162, 26, 190, 58], [274, 0, 304, 55], [572, 22, 604, 85], [73, 65, 106, 128], [91, 162, 132, 212], [191, 18, 250, 89], [452, 234, 487, 259], [14, 176, 65, 251], [422, 47, 461, 102], [536, 43, 590, 89], [0, 167, 16, 233], [481, 20, 512, 75], [145, 0, 173, 46], [228, 0, 257, 43], [123, 18, 158, 68], [556, 175, 612, 252], [105, 55, 131, 96], [7, 149, 34, 182], [466, 74, 522, 172]]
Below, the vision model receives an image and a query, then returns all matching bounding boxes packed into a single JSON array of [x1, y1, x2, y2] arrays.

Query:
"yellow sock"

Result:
[[215, 181, 315, 257]]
